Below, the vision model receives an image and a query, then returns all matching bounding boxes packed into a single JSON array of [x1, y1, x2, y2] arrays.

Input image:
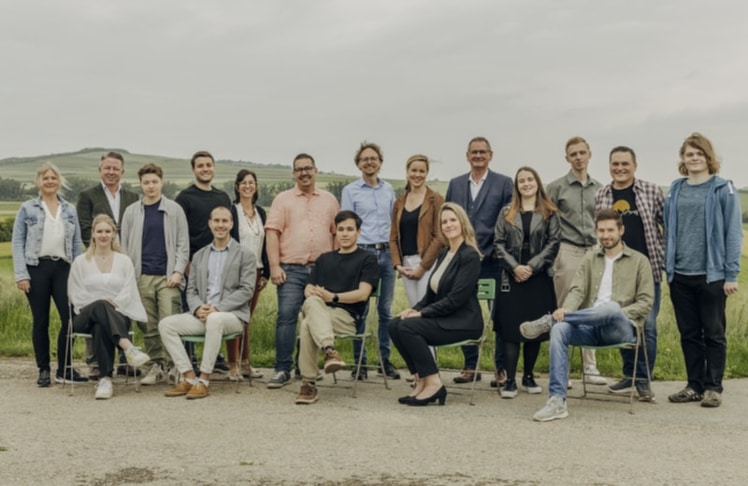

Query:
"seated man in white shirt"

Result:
[[159, 206, 256, 399], [520, 209, 654, 421]]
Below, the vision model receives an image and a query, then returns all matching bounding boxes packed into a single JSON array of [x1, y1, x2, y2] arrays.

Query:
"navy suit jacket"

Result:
[[445, 169, 513, 257]]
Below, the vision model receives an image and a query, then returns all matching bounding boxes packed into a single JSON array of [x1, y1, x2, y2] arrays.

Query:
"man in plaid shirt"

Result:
[[594, 146, 664, 401]]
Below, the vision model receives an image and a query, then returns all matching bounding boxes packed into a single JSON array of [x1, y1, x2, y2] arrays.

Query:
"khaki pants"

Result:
[[298, 296, 356, 381], [137, 275, 182, 368], [552, 242, 597, 369]]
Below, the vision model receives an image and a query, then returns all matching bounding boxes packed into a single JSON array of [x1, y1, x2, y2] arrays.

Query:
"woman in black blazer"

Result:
[[389, 202, 483, 406], [228, 169, 270, 381]]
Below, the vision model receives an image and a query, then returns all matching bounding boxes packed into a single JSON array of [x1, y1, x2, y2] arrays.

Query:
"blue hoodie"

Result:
[[664, 176, 742, 283]]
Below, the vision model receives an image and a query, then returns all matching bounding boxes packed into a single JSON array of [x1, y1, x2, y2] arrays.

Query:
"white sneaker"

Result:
[[140, 363, 165, 385], [584, 366, 608, 385], [533, 395, 568, 422], [95, 379, 113, 400], [567, 379, 573, 390], [125, 347, 151, 368]]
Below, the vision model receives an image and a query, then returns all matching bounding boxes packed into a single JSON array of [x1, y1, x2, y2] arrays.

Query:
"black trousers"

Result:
[[389, 317, 481, 378], [669, 273, 727, 393], [25, 259, 71, 372], [73, 300, 131, 378]]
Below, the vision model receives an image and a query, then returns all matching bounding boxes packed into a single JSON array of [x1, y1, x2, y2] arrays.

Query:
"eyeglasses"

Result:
[[293, 166, 315, 173], [469, 150, 490, 156]]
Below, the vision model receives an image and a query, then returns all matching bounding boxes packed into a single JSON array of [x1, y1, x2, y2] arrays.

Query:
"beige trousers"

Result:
[[298, 296, 356, 381]]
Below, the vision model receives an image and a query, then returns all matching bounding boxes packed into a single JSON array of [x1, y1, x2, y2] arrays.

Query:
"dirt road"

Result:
[[1, 358, 746, 485]]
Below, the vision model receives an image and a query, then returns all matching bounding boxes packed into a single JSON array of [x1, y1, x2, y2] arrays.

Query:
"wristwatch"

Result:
[[332, 294, 339, 304]]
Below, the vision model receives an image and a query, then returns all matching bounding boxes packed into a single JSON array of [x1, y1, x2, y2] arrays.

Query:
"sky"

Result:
[[1, 0, 747, 187]]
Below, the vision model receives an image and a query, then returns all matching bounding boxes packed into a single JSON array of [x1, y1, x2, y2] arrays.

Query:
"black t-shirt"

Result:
[[175, 185, 232, 257], [309, 248, 380, 318], [399, 205, 421, 256], [611, 185, 649, 258]]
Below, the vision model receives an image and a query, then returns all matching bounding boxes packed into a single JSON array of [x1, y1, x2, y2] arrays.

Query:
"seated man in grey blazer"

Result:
[[159, 206, 256, 399]]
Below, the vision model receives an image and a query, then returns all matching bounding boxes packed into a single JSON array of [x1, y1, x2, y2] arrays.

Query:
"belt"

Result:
[[358, 242, 389, 250], [285, 262, 315, 268]]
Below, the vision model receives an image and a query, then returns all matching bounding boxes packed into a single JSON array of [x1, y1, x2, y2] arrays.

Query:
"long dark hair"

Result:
[[233, 169, 259, 205]]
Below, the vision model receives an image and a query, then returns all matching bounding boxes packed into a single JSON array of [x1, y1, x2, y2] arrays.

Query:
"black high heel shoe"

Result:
[[398, 395, 417, 404], [406, 385, 447, 406]]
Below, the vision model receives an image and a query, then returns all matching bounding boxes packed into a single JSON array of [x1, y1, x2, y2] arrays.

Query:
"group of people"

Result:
[[11, 133, 742, 419]]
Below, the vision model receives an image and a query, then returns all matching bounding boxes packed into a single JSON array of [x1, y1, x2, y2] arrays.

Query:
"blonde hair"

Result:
[[85, 214, 122, 258], [35, 162, 69, 194], [438, 202, 481, 257], [404, 154, 429, 192], [678, 132, 720, 176]]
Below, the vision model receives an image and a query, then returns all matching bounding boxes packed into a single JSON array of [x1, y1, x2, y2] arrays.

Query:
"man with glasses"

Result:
[[341, 141, 399, 380], [445, 136, 513, 387], [264, 153, 340, 388]]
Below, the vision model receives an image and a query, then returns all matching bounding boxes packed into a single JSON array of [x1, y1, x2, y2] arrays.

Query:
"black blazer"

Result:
[[413, 242, 483, 331], [230, 204, 270, 279], [76, 184, 140, 245]]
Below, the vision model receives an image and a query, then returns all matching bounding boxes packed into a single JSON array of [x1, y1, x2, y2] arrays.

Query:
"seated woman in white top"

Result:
[[68, 214, 150, 399]]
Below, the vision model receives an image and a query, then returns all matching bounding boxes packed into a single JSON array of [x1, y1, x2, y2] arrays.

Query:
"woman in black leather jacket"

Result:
[[493, 166, 560, 398]]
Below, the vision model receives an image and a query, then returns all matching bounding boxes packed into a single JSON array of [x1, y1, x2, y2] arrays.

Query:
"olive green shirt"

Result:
[[563, 244, 654, 329], [547, 171, 602, 247]]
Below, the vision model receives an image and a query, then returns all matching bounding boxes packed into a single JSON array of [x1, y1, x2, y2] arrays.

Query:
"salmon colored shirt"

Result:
[[264, 186, 339, 265]]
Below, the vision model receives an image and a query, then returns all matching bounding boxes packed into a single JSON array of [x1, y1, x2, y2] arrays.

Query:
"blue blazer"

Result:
[[446, 170, 513, 257]]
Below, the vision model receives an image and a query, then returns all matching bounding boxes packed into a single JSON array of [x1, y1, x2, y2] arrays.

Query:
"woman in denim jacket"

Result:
[[12, 162, 84, 387]]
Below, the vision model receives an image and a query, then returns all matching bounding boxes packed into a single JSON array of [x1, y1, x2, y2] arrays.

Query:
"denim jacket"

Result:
[[12, 196, 83, 282]]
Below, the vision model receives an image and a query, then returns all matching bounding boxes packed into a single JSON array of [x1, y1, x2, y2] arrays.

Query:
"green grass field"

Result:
[[2, 254, 747, 381]]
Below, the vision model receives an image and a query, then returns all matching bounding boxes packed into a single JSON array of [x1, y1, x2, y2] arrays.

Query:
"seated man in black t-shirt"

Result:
[[295, 210, 380, 404]]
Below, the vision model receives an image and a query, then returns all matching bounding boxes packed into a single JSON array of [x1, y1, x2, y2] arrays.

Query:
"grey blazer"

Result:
[[186, 239, 256, 323]]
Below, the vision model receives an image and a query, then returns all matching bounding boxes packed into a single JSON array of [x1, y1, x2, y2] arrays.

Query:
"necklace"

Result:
[[243, 208, 261, 236]]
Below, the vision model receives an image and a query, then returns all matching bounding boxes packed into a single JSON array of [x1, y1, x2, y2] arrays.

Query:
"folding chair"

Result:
[[330, 281, 391, 397], [435, 278, 496, 405], [571, 325, 652, 413], [180, 325, 248, 393]]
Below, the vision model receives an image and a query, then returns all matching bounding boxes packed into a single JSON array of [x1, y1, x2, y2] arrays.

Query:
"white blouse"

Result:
[[235, 203, 265, 270], [39, 200, 66, 259], [68, 252, 147, 322]]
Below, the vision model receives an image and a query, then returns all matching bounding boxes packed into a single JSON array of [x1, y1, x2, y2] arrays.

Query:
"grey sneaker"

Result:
[[668, 386, 703, 403], [520, 314, 553, 340], [584, 366, 608, 385], [608, 378, 634, 395], [533, 395, 568, 422], [267, 370, 291, 389], [701, 389, 722, 408], [635, 380, 655, 402], [140, 363, 165, 385]]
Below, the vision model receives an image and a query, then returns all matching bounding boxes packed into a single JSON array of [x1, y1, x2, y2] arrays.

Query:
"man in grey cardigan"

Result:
[[159, 206, 256, 399], [121, 163, 189, 385]]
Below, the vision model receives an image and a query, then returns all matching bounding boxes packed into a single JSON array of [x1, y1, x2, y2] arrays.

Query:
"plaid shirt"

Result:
[[595, 178, 665, 282]]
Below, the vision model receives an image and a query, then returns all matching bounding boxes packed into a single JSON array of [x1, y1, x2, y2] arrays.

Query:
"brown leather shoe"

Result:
[[186, 382, 209, 400], [165, 380, 193, 397], [453, 369, 481, 384], [490, 368, 507, 388]]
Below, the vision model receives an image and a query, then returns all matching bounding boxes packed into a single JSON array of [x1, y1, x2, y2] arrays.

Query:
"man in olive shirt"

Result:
[[546, 136, 605, 385]]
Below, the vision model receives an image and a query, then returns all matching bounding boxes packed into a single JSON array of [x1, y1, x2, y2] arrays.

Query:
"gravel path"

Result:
[[1, 358, 746, 485]]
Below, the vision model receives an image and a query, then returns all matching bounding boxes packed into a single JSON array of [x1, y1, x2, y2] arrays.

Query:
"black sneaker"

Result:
[[55, 368, 89, 384], [214, 353, 230, 373], [608, 378, 634, 395], [378, 360, 401, 380], [521, 375, 542, 394], [635, 380, 654, 402], [351, 367, 368, 381], [37, 369, 51, 387], [500, 379, 518, 398]]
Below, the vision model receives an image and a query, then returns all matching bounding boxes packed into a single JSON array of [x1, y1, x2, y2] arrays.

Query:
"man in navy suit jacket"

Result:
[[445, 136, 512, 386]]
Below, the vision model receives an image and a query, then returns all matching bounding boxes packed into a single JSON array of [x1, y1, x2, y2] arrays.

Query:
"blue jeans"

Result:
[[621, 282, 659, 381], [463, 257, 504, 371], [274, 264, 312, 373], [354, 248, 395, 364], [548, 302, 636, 398]]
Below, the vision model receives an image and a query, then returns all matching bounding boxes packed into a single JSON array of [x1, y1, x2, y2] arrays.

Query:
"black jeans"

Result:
[[26, 259, 71, 372], [73, 300, 131, 378], [669, 273, 727, 393]]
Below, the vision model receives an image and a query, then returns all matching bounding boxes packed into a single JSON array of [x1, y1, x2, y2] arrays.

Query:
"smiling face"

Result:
[[565, 142, 591, 174], [596, 218, 624, 250], [466, 140, 493, 174], [140, 173, 163, 202], [516, 169, 538, 199], [92, 219, 116, 250], [293, 157, 317, 191], [192, 156, 215, 185], [680, 144, 709, 177], [208, 206, 233, 244], [406, 159, 428, 190], [356, 147, 382, 179], [440, 208, 463, 242], [237, 173, 257, 202], [99, 156, 124, 189], [609, 150, 637, 189], [37, 169, 61, 197], [335, 217, 361, 252]]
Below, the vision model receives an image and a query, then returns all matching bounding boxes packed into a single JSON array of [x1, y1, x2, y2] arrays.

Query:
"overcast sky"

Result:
[[1, 0, 747, 187]]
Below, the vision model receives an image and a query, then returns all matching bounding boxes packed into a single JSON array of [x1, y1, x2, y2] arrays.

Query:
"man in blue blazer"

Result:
[[445, 136, 513, 386]]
